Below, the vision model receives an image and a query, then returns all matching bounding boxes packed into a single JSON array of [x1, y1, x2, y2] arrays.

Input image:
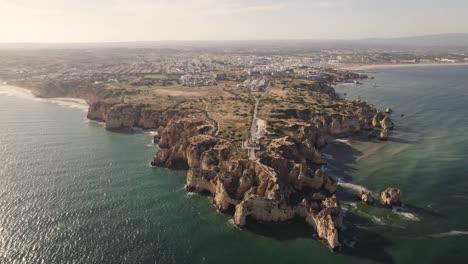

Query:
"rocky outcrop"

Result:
[[359, 191, 374, 204], [306, 196, 343, 250], [378, 129, 389, 141], [385, 107, 393, 114], [87, 100, 193, 130], [151, 119, 216, 169], [380, 116, 394, 130], [372, 112, 393, 141], [372, 112, 385, 128], [312, 115, 361, 137], [381, 188, 401, 207], [147, 115, 343, 250]]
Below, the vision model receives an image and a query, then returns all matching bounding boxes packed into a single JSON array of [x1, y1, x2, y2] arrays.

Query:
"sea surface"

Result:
[[0, 65, 467, 264]]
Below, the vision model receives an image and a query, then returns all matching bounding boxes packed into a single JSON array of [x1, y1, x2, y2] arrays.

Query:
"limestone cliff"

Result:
[[148, 117, 343, 250], [79, 78, 391, 251]]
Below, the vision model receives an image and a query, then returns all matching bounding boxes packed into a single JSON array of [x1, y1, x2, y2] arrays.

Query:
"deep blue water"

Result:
[[0, 65, 467, 264]]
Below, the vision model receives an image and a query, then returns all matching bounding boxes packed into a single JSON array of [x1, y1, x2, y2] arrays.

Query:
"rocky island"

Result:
[[0, 49, 395, 251]]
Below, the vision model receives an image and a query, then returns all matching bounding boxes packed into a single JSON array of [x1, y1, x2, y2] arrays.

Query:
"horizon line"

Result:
[[1, 32, 467, 45]]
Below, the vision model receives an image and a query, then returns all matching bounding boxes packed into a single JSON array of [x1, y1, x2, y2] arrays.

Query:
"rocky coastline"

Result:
[[84, 86, 392, 251], [10, 73, 395, 251]]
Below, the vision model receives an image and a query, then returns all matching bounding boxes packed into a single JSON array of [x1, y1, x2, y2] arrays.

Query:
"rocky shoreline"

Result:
[[9, 73, 396, 251], [82, 88, 392, 251]]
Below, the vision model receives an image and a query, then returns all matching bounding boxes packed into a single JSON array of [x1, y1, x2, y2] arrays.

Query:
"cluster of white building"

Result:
[[238, 78, 269, 92], [179, 74, 217, 87]]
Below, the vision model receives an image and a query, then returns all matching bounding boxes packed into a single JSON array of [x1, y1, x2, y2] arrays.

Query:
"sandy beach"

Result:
[[0, 84, 88, 108], [338, 62, 468, 71], [48, 97, 88, 105]]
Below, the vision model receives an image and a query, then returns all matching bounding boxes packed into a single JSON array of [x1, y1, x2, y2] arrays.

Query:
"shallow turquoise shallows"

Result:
[[1, 65, 467, 264]]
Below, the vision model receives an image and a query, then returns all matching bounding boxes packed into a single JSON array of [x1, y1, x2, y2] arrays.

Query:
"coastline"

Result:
[[0, 84, 88, 108], [1, 74, 389, 251], [337, 62, 468, 71]]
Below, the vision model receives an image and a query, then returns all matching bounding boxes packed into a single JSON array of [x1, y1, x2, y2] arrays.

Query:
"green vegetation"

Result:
[[144, 74, 168, 80]]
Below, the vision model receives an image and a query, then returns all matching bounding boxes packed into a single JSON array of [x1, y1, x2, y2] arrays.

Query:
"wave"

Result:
[[0, 85, 88, 112], [227, 219, 242, 230], [47, 99, 88, 111], [338, 182, 370, 193], [430, 230, 468, 238], [392, 206, 420, 221], [0, 85, 34, 98], [335, 138, 351, 144], [186, 192, 198, 197], [343, 239, 357, 248], [146, 131, 159, 136]]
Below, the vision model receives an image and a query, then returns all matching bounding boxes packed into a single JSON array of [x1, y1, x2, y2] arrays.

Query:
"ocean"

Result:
[[1, 65, 467, 263]]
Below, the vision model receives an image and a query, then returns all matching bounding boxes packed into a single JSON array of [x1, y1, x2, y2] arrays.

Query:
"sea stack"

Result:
[[378, 128, 389, 141], [380, 188, 401, 207], [380, 116, 394, 130], [359, 191, 374, 204], [385, 107, 393, 114]]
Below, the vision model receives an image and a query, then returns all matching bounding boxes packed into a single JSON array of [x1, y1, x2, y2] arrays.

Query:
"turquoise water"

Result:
[[0, 65, 467, 264]]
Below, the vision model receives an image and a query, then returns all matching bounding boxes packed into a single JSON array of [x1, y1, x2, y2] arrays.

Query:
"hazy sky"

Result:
[[1, 0, 467, 42]]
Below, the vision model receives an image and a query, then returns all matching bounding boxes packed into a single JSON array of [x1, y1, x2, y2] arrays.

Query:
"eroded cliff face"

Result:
[[145, 116, 344, 250], [87, 100, 194, 130]]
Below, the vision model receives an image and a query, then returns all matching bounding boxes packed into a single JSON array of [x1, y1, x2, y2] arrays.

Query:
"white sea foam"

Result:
[[186, 192, 197, 197], [47, 99, 88, 112], [392, 206, 420, 221], [146, 131, 159, 136], [355, 225, 370, 230], [338, 182, 370, 193], [0, 85, 35, 98], [227, 219, 242, 230], [371, 216, 384, 224], [335, 138, 351, 144], [430, 230, 468, 238], [0, 85, 88, 112], [343, 239, 357, 248], [337, 83, 356, 87]]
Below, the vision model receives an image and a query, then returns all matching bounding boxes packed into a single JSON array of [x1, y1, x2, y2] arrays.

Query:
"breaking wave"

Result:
[[338, 182, 370, 193], [393, 206, 420, 221], [335, 138, 351, 144], [0, 85, 88, 112], [430, 230, 468, 238]]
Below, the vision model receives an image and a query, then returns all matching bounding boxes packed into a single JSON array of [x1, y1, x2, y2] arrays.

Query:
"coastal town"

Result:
[[1, 47, 467, 88]]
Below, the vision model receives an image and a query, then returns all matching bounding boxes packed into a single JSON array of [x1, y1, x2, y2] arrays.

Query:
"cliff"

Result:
[[17, 73, 391, 251], [83, 79, 390, 251], [148, 116, 348, 250]]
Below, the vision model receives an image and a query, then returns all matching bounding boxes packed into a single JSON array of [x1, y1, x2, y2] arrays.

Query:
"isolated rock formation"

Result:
[[380, 116, 394, 130], [378, 128, 389, 141], [359, 191, 374, 204], [381, 188, 401, 207]]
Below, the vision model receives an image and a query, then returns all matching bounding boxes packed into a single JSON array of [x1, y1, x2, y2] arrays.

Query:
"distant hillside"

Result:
[[358, 34, 468, 48], [1, 34, 468, 50]]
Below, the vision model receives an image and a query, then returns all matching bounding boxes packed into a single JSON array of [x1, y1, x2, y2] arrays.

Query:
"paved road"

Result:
[[247, 89, 268, 160]]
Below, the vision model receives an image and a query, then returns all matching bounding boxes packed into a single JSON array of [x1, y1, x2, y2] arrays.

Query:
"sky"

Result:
[[0, 0, 467, 43]]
